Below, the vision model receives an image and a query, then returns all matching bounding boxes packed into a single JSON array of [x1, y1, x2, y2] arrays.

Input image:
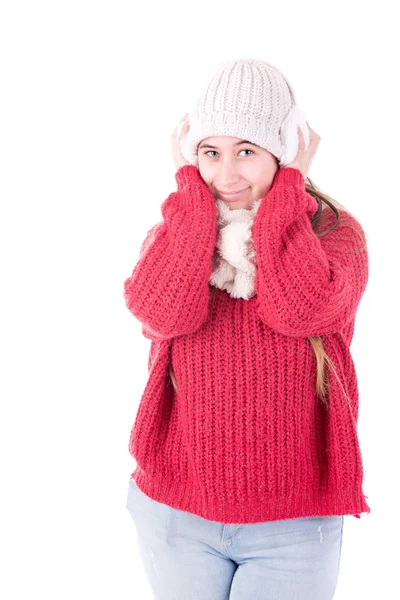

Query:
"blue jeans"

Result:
[[125, 477, 344, 600]]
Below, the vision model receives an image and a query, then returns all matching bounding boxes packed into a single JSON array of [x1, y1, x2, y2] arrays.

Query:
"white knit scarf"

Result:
[[209, 197, 262, 300]]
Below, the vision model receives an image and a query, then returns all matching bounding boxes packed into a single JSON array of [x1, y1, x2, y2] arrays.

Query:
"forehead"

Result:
[[198, 137, 257, 148]]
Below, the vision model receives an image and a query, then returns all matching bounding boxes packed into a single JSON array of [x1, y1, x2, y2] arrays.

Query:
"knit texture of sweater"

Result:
[[123, 164, 370, 524]]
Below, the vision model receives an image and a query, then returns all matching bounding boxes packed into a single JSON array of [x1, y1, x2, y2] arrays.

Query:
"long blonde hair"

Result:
[[168, 174, 367, 409]]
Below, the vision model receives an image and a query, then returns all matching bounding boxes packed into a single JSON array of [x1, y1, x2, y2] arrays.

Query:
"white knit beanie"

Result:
[[180, 57, 310, 168]]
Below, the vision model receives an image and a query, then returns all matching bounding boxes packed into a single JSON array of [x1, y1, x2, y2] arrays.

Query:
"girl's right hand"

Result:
[[282, 122, 320, 179], [171, 113, 191, 171]]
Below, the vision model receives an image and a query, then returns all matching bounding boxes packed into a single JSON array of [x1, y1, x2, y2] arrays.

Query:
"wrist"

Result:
[[275, 166, 306, 188], [175, 164, 201, 189]]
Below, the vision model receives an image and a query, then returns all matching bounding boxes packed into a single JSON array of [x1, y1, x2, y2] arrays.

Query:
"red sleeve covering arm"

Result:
[[123, 165, 217, 340], [252, 167, 369, 337]]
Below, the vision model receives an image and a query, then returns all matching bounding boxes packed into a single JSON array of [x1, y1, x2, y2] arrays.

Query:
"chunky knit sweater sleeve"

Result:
[[123, 165, 217, 339], [252, 167, 369, 337]]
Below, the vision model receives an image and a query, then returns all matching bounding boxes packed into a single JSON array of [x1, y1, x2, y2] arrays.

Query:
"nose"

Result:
[[217, 159, 242, 187]]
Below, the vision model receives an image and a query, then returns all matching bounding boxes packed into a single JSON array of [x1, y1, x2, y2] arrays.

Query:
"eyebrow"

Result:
[[198, 140, 256, 150]]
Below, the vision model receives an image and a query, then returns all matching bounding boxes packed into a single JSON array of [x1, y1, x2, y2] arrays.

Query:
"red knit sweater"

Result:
[[123, 164, 370, 524]]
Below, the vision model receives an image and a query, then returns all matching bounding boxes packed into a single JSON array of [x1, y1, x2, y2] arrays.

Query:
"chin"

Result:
[[223, 200, 253, 210]]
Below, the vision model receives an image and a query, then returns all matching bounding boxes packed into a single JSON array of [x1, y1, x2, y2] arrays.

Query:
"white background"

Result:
[[1, 1, 398, 598]]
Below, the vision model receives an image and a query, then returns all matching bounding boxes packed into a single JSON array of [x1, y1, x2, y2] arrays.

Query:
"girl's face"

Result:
[[197, 136, 280, 210]]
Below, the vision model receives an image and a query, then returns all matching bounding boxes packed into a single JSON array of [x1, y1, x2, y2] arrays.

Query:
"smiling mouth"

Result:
[[217, 187, 249, 199]]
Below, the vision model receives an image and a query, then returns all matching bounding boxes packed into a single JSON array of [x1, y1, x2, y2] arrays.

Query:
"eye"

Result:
[[204, 149, 254, 157]]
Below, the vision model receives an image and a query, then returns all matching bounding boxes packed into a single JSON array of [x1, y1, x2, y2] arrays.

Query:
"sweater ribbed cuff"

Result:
[[274, 167, 305, 189], [175, 164, 202, 190]]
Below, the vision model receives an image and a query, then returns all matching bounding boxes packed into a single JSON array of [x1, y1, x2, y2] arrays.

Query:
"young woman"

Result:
[[124, 58, 370, 600]]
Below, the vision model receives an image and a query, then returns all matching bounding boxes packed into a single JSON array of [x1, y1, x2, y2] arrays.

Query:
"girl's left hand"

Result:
[[283, 121, 321, 179], [172, 113, 191, 171]]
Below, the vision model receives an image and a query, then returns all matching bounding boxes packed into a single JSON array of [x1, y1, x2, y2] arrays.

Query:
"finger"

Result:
[[306, 121, 317, 136], [178, 114, 189, 130], [176, 119, 186, 137], [179, 120, 190, 139]]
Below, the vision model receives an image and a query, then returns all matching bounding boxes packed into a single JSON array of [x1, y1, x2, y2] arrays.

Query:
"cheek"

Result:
[[257, 181, 274, 199], [197, 164, 213, 191], [197, 160, 216, 184], [252, 172, 276, 197], [244, 160, 272, 181]]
